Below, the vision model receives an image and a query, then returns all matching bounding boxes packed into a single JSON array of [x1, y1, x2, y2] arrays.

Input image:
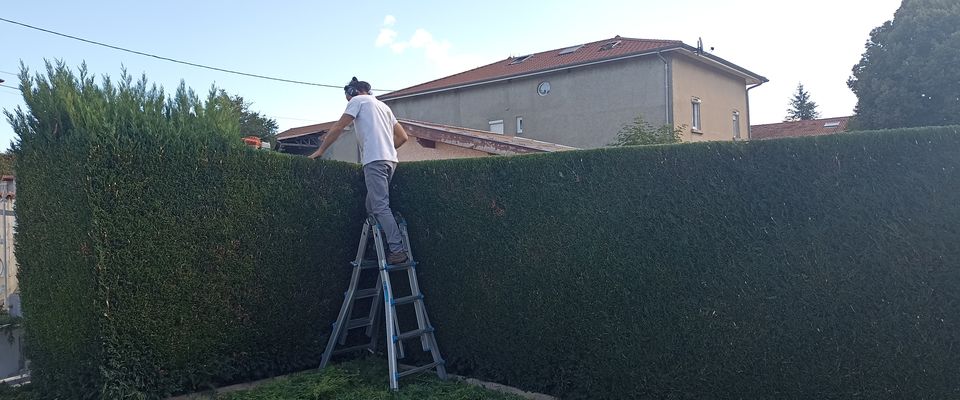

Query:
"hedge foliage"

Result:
[[9, 62, 960, 399], [391, 127, 960, 399], [8, 62, 364, 399]]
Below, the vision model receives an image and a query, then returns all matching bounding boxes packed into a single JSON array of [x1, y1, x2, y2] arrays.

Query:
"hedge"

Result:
[[9, 63, 364, 399], [391, 127, 960, 399], [9, 62, 960, 399]]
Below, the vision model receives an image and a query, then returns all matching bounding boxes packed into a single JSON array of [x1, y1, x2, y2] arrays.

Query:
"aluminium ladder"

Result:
[[319, 213, 447, 390]]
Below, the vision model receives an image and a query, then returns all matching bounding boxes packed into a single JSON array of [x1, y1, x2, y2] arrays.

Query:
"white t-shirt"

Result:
[[343, 95, 399, 165]]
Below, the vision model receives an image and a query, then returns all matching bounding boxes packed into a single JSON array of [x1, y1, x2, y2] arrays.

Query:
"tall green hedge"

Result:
[[8, 63, 364, 399], [391, 127, 960, 399], [9, 62, 960, 399]]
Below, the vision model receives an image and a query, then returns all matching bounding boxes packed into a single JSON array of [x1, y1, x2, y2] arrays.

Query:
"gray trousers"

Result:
[[363, 160, 404, 253]]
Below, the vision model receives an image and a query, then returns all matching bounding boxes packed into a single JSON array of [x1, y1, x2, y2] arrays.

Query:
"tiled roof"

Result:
[[750, 117, 851, 140], [379, 36, 766, 100]]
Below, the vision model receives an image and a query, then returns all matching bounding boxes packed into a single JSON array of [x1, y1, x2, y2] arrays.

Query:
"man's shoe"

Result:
[[387, 252, 408, 265]]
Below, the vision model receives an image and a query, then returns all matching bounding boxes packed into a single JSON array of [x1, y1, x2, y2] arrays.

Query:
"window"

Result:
[[558, 45, 583, 55], [489, 120, 504, 134], [824, 121, 841, 128], [516, 116, 524, 134], [732, 111, 741, 140], [509, 54, 533, 65], [598, 40, 621, 51], [691, 98, 702, 133]]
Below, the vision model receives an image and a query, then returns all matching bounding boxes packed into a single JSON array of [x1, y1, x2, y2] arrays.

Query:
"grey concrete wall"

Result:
[[385, 57, 669, 149]]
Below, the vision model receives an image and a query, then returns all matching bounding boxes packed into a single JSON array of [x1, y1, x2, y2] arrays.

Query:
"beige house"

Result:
[[275, 119, 574, 163], [1, 176, 16, 311], [379, 36, 768, 147]]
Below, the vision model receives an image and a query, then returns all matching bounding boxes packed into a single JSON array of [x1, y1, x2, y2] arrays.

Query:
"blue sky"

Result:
[[1, 0, 902, 151]]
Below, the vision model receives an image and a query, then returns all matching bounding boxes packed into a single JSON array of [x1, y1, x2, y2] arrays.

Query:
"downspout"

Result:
[[745, 81, 766, 140], [656, 51, 672, 126]]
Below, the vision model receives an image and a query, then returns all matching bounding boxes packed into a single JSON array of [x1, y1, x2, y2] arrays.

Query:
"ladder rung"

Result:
[[398, 360, 445, 378], [355, 260, 380, 270], [384, 261, 417, 271], [394, 327, 434, 342], [333, 343, 374, 355], [391, 294, 423, 306], [354, 288, 380, 299], [346, 318, 374, 330]]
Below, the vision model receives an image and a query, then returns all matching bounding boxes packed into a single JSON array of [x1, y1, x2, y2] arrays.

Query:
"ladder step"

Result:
[[354, 288, 380, 300], [332, 343, 375, 355], [394, 327, 434, 342], [384, 260, 417, 271], [398, 360, 445, 378], [391, 294, 423, 306], [354, 260, 380, 270], [346, 318, 374, 330]]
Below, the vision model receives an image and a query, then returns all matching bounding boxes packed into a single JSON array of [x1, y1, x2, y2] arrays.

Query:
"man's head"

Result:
[[344, 77, 372, 100]]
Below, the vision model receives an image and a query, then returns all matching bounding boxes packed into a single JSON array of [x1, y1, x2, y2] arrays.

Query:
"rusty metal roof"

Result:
[[399, 119, 577, 155]]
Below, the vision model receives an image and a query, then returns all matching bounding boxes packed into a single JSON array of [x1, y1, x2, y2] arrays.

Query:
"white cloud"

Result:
[[374, 16, 490, 76], [376, 28, 397, 47]]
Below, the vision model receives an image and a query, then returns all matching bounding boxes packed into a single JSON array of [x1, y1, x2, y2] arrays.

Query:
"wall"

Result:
[[385, 56, 669, 149], [398, 139, 490, 161], [670, 53, 751, 142]]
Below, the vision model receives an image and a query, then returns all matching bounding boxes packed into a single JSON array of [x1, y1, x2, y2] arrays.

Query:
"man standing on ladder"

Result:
[[310, 77, 410, 264]]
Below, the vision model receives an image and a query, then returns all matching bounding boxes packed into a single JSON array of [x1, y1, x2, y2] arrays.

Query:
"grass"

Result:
[[0, 357, 528, 399], [216, 357, 525, 400]]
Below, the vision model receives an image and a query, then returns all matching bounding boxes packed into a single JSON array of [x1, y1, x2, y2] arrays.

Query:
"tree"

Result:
[[218, 90, 279, 139], [609, 115, 684, 146], [785, 83, 820, 121], [847, 0, 960, 129]]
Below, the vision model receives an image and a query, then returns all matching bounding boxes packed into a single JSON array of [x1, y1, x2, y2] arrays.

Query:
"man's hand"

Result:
[[310, 113, 355, 159]]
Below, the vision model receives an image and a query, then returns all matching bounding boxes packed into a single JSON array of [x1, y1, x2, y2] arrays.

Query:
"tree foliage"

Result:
[[785, 83, 820, 121], [218, 90, 278, 139], [848, 0, 960, 129], [610, 115, 684, 146]]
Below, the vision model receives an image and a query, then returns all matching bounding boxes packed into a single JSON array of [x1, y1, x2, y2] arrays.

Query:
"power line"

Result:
[[0, 84, 19, 91], [0, 71, 17, 77], [0, 17, 395, 92]]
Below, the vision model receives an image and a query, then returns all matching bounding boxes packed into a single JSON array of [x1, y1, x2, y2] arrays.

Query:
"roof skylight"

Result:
[[509, 54, 533, 65], [558, 45, 584, 55], [598, 40, 622, 51], [823, 121, 841, 128]]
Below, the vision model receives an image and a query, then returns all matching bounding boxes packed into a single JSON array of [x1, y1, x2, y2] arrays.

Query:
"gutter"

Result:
[[656, 51, 672, 125], [745, 81, 766, 140]]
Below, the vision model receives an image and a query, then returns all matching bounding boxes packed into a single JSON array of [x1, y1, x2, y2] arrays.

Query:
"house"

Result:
[[750, 116, 850, 140], [0, 176, 15, 312], [378, 36, 768, 148], [275, 119, 575, 163]]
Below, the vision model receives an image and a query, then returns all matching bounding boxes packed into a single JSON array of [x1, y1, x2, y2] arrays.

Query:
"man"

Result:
[[309, 77, 410, 264]]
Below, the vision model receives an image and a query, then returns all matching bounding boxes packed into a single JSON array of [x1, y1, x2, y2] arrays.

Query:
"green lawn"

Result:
[[216, 357, 524, 400], [0, 357, 526, 399]]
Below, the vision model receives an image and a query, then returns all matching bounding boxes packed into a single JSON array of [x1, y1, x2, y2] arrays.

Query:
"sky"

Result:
[[1, 0, 903, 151]]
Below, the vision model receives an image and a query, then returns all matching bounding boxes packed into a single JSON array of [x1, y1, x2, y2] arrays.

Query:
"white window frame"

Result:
[[516, 116, 523, 134], [732, 110, 741, 140], [691, 98, 702, 133], [488, 120, 504, 134]]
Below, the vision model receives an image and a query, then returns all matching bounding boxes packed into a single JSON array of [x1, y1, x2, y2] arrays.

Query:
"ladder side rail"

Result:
[[320, 219, 372, 369], [371, 216, 402, 390], [396, 213, 433, 354]]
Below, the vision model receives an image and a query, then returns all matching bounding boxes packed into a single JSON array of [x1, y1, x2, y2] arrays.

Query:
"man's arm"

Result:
[[308, 113, 355, 159], [393, 122, 408, 149]]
